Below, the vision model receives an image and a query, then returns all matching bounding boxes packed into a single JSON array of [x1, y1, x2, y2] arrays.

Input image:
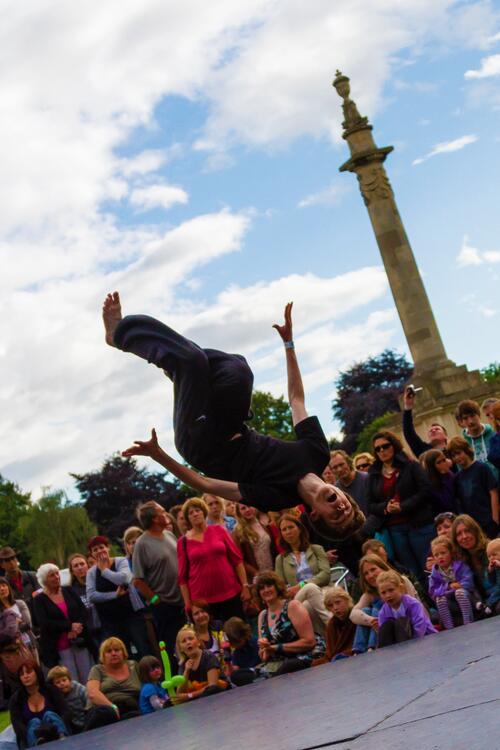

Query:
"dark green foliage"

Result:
[[332, 349, 413, 454], [71, 454, 186, 540], [481, 362, 500, 384], [249, 390, 294, 441], [0, 475, 32, 567], [355, 412, 397, 454], [18, 490, 97, 568]]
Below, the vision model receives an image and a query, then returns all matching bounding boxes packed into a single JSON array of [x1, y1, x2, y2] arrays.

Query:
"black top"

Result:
[[9, 685, 70, 749], [367, 453, 435, 529], [181, 650, 220, 683], [94, 563, 134, 622], [301, 512, 364, 575], [232, 637, 260, 669], [402, 410, 431, 459], [32, 587, 92, 668], [219, 416, 330, 510]]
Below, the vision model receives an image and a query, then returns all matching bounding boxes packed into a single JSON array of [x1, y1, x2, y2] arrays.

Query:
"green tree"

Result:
[[332, 349, 413, 453], [249, 390, 294, 441], [19, 490, 97, 568], [0, 475, 32, 566], [355, 412, 396, 455], [71, 454, 186, 540], [481, 362, 500, 384]]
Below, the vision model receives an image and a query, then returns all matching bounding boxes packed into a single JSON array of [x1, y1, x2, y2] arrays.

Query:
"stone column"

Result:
[[332, 71, 454, 379]]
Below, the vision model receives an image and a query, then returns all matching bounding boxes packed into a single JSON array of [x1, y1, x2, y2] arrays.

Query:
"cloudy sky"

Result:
[[2, 0, 500, 498]]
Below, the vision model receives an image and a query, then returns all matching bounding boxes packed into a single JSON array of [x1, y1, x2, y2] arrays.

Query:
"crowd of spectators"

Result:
[[1, 394, 499, 747]]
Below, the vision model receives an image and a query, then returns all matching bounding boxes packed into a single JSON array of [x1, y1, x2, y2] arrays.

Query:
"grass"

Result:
[[0, 711, 10, 732]]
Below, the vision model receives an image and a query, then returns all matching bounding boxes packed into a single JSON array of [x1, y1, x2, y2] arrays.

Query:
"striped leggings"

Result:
[[435, 589, 473, 629]]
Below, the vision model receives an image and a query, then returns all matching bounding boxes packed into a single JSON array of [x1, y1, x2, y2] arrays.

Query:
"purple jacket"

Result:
[[378, 594, 437, 638], [428, 560, 474, 599]]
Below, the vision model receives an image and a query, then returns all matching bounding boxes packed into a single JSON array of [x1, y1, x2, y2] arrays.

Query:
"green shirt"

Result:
[[87, 660, 141, 707]]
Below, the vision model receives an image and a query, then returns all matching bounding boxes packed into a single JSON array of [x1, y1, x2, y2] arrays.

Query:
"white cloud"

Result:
[[483, 250, 500, 263], [477, 305, 497, 318], [456, 235, 500, 267], [119, 150, 167, 177], [457, 235, 483, 267], [130, 183, 189, 211], [412, 134, 478, 165], [465, 53, 500, 79], [298, 183, 348, 208]]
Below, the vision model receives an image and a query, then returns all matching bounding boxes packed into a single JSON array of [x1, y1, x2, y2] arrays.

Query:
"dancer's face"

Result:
[[310, 485, 355, 530]]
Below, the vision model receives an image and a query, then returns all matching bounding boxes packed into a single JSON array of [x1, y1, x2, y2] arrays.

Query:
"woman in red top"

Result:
[[177, 498, 251, 621]]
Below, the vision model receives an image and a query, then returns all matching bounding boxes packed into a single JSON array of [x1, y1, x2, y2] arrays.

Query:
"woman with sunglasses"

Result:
[[367, 431, 435, 584]]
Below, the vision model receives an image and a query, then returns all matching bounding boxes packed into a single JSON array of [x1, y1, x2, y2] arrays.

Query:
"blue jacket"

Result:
[[487, 431, 500, 471], [486, 566, 500, 608]]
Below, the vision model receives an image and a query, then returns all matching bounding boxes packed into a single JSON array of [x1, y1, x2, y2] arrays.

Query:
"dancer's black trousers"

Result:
[[114, 315, 254, 470]]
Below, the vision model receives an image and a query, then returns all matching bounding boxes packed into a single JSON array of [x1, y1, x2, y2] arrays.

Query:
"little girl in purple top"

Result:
[[428, 536, 474, 628], [377, 571, 436, 648]]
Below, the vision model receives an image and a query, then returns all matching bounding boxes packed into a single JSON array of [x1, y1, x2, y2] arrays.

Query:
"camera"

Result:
[[406, 384, 423, 397]]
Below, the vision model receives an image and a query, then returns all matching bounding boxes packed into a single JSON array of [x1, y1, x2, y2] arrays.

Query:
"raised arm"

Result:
[[273, 302, 308, 426], [122, 429, 243, 502]]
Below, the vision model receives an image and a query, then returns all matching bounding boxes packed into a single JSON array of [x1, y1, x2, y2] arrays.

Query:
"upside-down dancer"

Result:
[[103, 292, 364, 538]]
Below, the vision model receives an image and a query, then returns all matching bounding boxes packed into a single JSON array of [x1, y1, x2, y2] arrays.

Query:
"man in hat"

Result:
[[0, 547, 38, 609]]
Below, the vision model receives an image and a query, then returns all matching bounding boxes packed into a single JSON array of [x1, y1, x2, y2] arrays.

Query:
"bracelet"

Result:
[[187, 692, 193, 700], [284, 340, 294, 350], [149, 594, 159, 605], [299, 580, 305, 588], [276, 643, 285, 654], [111, 704, 119, 714]]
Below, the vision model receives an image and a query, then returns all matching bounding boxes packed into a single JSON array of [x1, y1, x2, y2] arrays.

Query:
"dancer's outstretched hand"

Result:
[[273, 301, 293, 343], [122, 428, 161, 459]]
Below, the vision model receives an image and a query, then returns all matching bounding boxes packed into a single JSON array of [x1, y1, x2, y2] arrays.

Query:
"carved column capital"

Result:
[[356, 166, 394, 206]]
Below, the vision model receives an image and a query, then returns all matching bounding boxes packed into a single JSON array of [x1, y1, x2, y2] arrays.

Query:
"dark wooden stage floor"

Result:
[[61, 617, 499, 750]]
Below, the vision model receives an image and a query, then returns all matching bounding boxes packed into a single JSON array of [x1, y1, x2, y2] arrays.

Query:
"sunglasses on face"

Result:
[[356, 462, 370, 470], [374, 443, 392, 453]]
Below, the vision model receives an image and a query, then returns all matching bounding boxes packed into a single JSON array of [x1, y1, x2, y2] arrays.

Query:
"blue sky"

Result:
[[1, 0, 499, 498]]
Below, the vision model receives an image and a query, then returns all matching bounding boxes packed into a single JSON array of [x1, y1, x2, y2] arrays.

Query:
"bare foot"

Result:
[[102, 291, 122, 346]]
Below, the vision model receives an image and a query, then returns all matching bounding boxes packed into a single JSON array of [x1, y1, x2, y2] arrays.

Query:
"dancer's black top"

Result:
[[206, 417, 330, 510], [114, 313, 330, 512]]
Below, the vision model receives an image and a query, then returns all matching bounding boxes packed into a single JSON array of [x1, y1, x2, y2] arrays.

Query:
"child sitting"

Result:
[[485, 538, 500, 615], [46, 665, 86, 733], [223, 617, 260, 686], [314, 587, 354, 665], [377, 571, 436, 648], [350, 554, 419, 654], [174, 626, 228, 703], [138, 656, 169, 715], [428, 536, 474, 629]]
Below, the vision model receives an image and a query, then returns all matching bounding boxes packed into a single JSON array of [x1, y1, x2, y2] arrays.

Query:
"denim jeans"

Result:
[[26, 711, 69, 747], [352, 601, 382, 653], [388, 523, 435, 583]]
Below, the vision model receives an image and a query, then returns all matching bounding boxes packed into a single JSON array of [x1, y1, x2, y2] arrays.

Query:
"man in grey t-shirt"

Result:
[[133, 501, 185, 660]]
